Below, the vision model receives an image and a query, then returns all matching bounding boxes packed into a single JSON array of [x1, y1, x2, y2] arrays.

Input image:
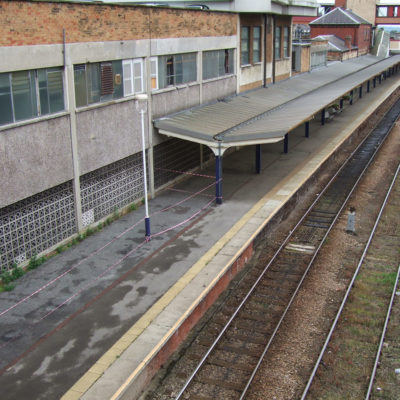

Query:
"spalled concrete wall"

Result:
[[240, 64, 263, 90], [202, 76, 237, 104], [151, 85, 201, 120], [76, 101, 146, 176], [0, 116, 73, 208], [275, 58, 292, 81]]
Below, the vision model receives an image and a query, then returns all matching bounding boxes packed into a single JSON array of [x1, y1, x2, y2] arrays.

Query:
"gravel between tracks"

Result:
[[246, 122, 400, 400]]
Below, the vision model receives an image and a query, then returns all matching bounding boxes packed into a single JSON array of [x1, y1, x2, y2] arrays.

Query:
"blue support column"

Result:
[[321, 108, 325, 125], [359, 85, 362, 98], [305, 121, 309, 138], [367, 80, 370, 93], [284, 133, 288, 154], [215, 154, 222, 205], [255, 144, 261, 174], [379, 74, 382, 84], [350, 90, 353, 105], [340, 98, 344, 110], [373, 77, 376, 88], [145, 217, 151, 239]]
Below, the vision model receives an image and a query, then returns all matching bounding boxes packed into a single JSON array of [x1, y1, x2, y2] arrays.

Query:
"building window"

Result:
[[0, 67, 64, 126], [283, 26, 290, 58], [394, 6, 398, 17], [150, 57, 158, 90], [203, 49, 234, 80], [122, 58, 145, 96], [377, 6, 388, 17], [253, 26, 261, 63], [241, 26, 250, 65], [158, 53, 197, 89], [275, 26, 282, 59], [74, 61, 123, 107]]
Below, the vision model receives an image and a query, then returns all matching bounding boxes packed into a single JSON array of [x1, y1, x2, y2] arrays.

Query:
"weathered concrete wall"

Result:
[[240, 64, 263, 90], [0, 1, 237, 46], [76, 101, 146, 176], [0, 116, 73, 207], [275, 58, 291, 80], [151, 85, 201, 120], [202, 76, 237, 104]]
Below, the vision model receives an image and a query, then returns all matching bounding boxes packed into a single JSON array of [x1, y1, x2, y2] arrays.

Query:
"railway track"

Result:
[[145, 99, 400, 400], [301, 164, 400, 400]]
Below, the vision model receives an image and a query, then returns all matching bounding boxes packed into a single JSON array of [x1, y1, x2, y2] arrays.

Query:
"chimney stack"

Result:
[[344, 35, 352, 49]]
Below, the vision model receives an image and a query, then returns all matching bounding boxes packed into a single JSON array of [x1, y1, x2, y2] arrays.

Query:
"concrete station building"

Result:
[[0, 0, 318, 271]]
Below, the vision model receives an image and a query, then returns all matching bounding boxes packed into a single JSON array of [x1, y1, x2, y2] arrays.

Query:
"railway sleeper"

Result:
[[225, 332, 268, 346], [190, 381, 241, 399], [244, 299, 284, 313], [257, 279, 297, 291], [198, 365, 249, 388], [265, 266, 305, 276], [208, 355, 256, 373], [251, 291, 288, 306], [268, 263, 308, 273], [233, 318, 273, 334], [220, 342, 264, 357], [240, 306, 285, 320], [303, 222, 331, 229]]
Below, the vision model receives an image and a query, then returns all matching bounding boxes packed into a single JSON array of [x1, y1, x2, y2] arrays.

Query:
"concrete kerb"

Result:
[[63, 78, 400, 400]]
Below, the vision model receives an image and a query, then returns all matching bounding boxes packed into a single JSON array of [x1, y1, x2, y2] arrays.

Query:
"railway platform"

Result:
[[0, 57, 399, 400]]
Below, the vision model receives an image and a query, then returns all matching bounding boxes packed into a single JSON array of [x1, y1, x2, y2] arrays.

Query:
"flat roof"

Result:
[[154, 55, 400, 154]]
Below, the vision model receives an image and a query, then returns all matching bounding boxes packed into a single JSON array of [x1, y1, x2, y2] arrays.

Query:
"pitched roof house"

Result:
[[312, 34, 359, 60], [310, 7, 372, 55]]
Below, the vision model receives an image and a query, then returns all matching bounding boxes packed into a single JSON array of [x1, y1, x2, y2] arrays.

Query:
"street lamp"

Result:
[[136, 93, 151, 241]]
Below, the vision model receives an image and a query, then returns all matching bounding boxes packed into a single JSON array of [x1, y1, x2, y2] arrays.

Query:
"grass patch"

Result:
[[0, 283, 16, 292], [28, 254, 46, 270]]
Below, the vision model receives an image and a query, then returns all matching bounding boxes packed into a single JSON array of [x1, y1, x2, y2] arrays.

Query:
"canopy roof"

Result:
[[154, 55, 400, 154]]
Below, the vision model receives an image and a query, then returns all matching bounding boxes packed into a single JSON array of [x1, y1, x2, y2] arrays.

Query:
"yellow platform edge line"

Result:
[[62, 79, 400, 400]]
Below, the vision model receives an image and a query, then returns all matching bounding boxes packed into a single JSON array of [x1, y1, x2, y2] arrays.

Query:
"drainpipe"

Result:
[[272, 15, 276, 84], [263, 14, 267, 87]]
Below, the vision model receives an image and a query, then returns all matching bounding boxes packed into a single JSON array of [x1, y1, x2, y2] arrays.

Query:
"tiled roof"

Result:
[[310, 7, 371, 25], [313, 34, 357, 52]]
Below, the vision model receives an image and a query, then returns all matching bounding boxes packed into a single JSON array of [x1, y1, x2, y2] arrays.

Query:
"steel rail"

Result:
[[174, 103, 400, 400], [365, 263, 400, 400], [301, 162, 400, 400], [239, 126, 400, 400]]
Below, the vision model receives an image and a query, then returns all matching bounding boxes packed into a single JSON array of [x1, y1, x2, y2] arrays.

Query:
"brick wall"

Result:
[[311, 25, 371, 53], [0, 0, 237, 46]]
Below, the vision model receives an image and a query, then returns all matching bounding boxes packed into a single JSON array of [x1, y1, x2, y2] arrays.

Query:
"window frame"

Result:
[[202, 49, 235, 81], [158, 53, 197, 89], [252, 26, 262, 63], [150, 57, 159, 91], [241, 26, 250, 65], [377, 6, 388, 17], [283, 26, 290, 58], [0, 67, 65, 127], [122, 58, 145, 97], [74, 60, 124, 107], [275, 25, 282, 60]]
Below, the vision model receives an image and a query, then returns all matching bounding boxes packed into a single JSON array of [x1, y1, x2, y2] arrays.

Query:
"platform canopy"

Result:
[[154, 55, 400, 155]]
